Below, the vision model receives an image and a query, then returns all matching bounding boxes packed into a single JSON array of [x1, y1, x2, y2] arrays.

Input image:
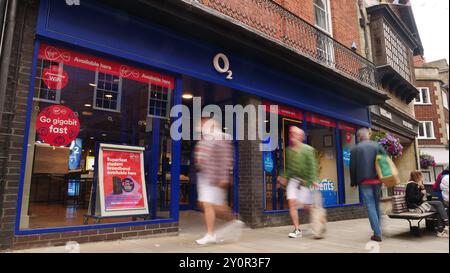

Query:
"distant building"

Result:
[[414, 59, 449, 184]]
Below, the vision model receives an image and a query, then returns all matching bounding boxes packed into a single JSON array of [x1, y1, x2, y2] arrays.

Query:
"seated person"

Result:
[[440, 173, 448, 208], [406, 171, 449, 238]]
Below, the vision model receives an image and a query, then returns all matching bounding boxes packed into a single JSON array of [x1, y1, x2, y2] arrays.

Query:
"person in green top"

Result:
[[278, 126, 318, 238]]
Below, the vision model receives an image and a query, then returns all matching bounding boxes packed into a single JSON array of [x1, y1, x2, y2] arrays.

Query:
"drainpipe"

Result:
[[0, 0, 17, 130], [0, 0, 8, 55]]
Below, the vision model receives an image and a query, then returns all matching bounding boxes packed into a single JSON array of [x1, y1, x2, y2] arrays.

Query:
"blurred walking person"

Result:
[[350, 128, 384, 242], [194, 117, 243, 245], [277, 126, 319, 238]]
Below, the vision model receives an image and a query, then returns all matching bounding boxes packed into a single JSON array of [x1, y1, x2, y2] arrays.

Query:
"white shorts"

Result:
[[287, 178, 313, 205], [197, 173, 226, 206]]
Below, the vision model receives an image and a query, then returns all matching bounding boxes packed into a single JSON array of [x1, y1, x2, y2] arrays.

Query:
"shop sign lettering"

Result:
[[213, 53, 233, 80]]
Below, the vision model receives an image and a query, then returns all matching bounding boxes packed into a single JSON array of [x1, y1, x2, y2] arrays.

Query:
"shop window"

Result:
[[261, 103, 304, 211], [93, 72, 122, 112], [306, 113, 339, 207], [415, 87, 431, 105], [19, 43, 175, 230], [339, 122, 360, 204], [418, 121, 435, 139]]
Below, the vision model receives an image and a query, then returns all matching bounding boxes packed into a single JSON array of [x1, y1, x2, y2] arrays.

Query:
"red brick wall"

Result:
[[281, 0, 315, 25], [415, 81, 444, 145], [330, 0, 360, 52]]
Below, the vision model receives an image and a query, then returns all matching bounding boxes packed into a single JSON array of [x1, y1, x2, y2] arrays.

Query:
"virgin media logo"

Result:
[[120, 65, 140, 79], [45, 46, 71, 62]]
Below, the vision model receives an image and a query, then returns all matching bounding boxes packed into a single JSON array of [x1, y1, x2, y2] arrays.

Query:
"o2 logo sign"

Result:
[[66, 0, 80, 5], [213, 53, 233, 80]]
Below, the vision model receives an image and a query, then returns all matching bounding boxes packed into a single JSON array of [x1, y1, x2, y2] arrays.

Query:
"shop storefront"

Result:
[[2, 0, 384, 249]]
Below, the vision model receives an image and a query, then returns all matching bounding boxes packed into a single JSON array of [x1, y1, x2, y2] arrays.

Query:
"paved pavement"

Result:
[[8, 211, 450, 253]]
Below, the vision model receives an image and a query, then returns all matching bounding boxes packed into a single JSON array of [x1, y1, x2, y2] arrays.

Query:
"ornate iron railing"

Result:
[[184, 0, 377, 88]]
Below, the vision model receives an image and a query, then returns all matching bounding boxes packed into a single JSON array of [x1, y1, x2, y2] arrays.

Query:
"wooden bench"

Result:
[[387, 187, 438, 236]]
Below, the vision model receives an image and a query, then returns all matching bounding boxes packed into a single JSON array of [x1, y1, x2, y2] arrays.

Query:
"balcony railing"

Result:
[[184, 0, 377, 88]]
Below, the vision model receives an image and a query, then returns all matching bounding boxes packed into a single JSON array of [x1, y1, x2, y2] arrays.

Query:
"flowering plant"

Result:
[[372, 132, 403, 158], [419, 153, 436, 169]]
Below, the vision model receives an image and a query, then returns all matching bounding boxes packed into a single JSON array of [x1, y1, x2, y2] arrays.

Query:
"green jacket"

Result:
[[281, 144, 318, 187]]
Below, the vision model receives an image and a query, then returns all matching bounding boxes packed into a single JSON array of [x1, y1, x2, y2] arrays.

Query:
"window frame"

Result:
[[33, 60, 63, 104], [415, 87, 432, 105], [418, 121, 436, 139], [313, 0, 333, 36], [442, 90, 449, 110], [92, 71, 123, 113]]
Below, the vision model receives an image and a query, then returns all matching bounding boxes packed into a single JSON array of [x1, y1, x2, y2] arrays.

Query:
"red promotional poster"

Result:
[[36, 105, 80, 146], [43, 65, 69, 90], [345, 132, 353, 143], [38, 43, 175, 89], [101, 149, 145, 211]]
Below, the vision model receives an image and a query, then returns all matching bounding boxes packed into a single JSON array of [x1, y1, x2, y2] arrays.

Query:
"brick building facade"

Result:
[[414, 60, 449, 184]]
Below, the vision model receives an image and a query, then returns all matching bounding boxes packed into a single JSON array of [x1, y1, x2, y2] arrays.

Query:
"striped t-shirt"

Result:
[[195, 132, 233, 186]]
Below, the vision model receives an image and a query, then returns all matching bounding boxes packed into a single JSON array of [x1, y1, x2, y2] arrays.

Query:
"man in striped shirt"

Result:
[[195, 117, 244, 245]]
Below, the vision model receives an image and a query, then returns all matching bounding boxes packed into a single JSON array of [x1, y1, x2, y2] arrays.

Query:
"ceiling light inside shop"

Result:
[[105, 94, 113, 98], [84, 104, 92, 107], [89, 83, 97, 87], [182, 94, 193, 99], [90, 137, 94, 140], [82, 111, 93, 116], [101, 133, 107, 137]]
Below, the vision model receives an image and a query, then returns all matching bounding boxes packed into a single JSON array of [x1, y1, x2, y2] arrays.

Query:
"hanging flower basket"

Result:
[[420, 153, 436, 169], [372, 132, 403, 158]]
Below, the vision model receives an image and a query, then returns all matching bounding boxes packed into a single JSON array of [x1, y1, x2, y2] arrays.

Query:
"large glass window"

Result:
[[306, 113, 339, 207], [262, 103, 304, 211], [19, 43, 175, 230]]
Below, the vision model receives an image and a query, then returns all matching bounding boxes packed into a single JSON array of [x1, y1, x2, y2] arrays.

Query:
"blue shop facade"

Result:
[[9, 0, 385, 244]]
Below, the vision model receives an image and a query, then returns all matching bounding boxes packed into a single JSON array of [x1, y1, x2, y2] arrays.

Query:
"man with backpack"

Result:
[[350, 128, 386, 242]]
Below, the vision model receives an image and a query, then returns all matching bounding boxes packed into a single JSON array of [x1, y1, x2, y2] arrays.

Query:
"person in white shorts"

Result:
[[195, 117, 244, 245], [277, 126, 318, 238]]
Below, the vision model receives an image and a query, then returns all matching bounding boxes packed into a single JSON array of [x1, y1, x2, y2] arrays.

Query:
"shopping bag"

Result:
[[375, 153, 400, 187], [310, 190, 327, 239]]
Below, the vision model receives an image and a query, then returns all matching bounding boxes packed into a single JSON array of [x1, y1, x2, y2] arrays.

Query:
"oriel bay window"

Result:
[[18, 42, 176, 230]]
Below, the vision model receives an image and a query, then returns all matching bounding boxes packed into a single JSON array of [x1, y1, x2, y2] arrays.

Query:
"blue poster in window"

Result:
[[262, 136, 274, 173], [343, 147, 351, 167], [263, 152, 274, 173], [69, 138, 83, 170]]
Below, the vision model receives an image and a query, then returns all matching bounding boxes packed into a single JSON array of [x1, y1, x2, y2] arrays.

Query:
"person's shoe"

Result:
[[370, 235, 382, 242], [288, 229, 302, 238], [216, 220, 246, 243], [444, 226, 449, 234], [437, 231, 449, 238], [196, 233, 217, 245]]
